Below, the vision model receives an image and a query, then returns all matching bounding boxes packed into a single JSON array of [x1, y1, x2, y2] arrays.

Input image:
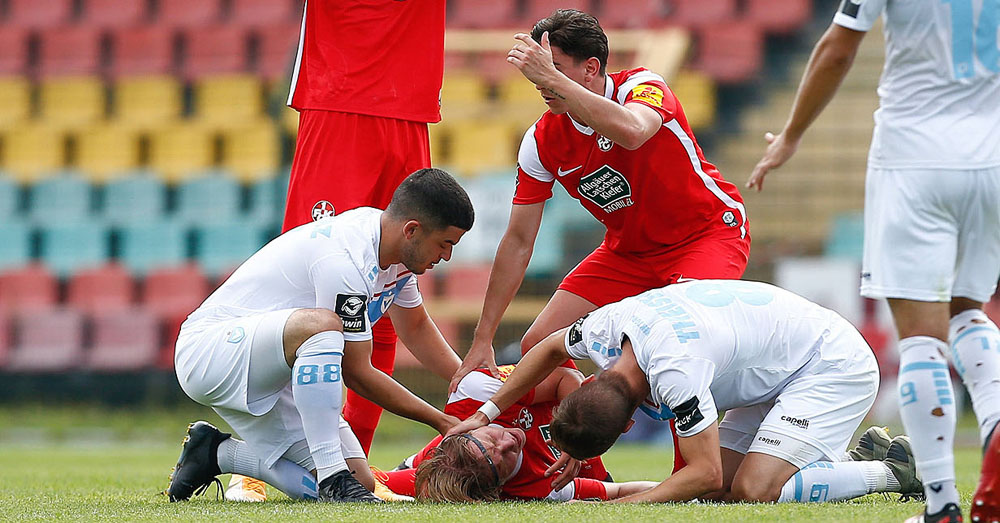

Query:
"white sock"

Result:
[[896, 336, 960, 510], [949, 309, 1000, 446], [777, 461, 895, 503], [291, 330, 348, 483], [217, 438, 319, 500]]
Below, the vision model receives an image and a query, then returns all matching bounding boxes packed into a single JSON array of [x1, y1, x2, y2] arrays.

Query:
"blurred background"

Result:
[[0, 0, 996, 444]]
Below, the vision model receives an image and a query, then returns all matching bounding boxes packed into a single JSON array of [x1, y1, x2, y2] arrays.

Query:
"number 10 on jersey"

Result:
[[943, 0, 1000, 78]]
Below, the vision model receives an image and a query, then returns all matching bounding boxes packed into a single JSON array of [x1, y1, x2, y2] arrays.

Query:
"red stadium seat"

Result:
[[156, 0, 223, 29], [441, 264, 492, 301], [80, 0, 148, 29], [37, 26, 103, 77], [86, 307, 160, 371], [522, 0, 591, 25], [5, 0, 73, 30], [596, 0, 669, 29], [181, 25, 249, 80], [667, 0, 736, 28], [254, 22, 300, 81], [0, 314, 10, 368], [66, 263, 135, 316], [6, 307, 85, 372], [109, 26, 175, 78], [448, 0, 519, 29], [141, 264, 210, 321], [695, 22, 763, 84], [0, 27, 29, 76], [231, 0, 300, 28], [744, 0, 813, 34], [0, 265, 59, 314]]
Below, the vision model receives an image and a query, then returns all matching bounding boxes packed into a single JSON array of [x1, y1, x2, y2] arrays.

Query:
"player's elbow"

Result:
[[693, 463, 725, 494], [618, 128, 654, 151]]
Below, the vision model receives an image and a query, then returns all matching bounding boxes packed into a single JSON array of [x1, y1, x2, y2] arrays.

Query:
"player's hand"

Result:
[[544, 446, 582, 491], [747, 131, 798, 192], [508, 32, 560, 88], [449, 341, 499, 394], [445, 412, 489, 438]]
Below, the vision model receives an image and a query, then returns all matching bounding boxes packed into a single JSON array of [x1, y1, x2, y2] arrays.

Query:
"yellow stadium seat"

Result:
[[440, 71, 490, 120], [0, 78, 31, 131], [427, 121, 449, 166], [38, 76, 105, 131], [495, 75, 547, 133], [113, 76, 183, 131], [1, 124, 66, 184], [194, 74, 264, 131], [280, 104, 298, 138], [148, 122, 216, 185], [221, 119, 280, 183], [669, 69, 715, 130], [449, 119, 517, 177], [74, 124, 140, 183]]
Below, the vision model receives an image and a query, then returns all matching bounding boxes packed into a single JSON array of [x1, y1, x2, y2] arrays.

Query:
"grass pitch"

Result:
[[0, 405, 985, 522]]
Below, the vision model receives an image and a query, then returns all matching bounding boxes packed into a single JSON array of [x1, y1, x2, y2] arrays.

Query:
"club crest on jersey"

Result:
[[311, 200, 336, 221], [722, 210, 738, 227], [596, 134, 613, 151], [516, 407, 534, 430], [335, 294, 367, 333], [577, 165, 634, 214]]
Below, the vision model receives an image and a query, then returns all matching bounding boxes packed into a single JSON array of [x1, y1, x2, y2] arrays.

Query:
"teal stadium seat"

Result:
[[174, 172, 242, 225], [446, 174, 515, 267], [194, 222, 266, 278], [528, 189, 600, 277], [0, 175, 21, 221], [247, 175, 280, 226], [117, 220, 187, 277], [38, 220, 110, 277], [101, 173, 167, 225], [824, 211, 865, 262], [0, 221, 32, 272], [28, 172, 93, 224]]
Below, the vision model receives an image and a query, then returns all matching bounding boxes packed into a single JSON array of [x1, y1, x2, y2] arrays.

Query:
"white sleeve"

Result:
[[832, 0, 885, 32], [645, 353, 718, 437], [390, 274, 422, 309], [310, 253, 372, 342], [517, 124, 554, 183]]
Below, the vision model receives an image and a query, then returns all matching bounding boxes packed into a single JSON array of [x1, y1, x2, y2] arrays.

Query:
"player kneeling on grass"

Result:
[[449, 279, 925, 503], [166, 169, 474, 503]]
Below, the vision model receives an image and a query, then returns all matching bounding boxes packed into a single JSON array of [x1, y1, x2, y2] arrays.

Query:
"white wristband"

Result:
[[477, 400, 501, 422]]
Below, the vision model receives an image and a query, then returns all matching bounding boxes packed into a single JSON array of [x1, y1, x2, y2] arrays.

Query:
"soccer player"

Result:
[[283, 0, 447, 458], [167, 169, 473, 503], [449, 280, 923, 504], [747, 1, 1000, 521]]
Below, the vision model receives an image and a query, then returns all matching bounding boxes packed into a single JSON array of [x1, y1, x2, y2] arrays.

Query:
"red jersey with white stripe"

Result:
[[380, 366, 610, 501], [286, 0, 444, 123], [514, 68, 747, 255]]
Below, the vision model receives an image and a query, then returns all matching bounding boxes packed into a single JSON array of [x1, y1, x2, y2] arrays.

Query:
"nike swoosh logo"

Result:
[[929, 483, 944, 493], [556, 165, 582, 177]]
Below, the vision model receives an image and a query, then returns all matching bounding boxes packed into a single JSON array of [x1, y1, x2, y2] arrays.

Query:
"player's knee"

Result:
[[298, 308, 344, 336], [520, 328, 546, 355], [729, 477, 780, 502]]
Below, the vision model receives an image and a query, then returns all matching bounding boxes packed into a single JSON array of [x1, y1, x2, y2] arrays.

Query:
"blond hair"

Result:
[[414, 435, 503, 502]]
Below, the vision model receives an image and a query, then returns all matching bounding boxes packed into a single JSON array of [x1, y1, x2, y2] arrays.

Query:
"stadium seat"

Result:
[[441, 264, 492, 301], [112, 76, 182, 130], [472, 51, 516, 84], [180, 25, 249, 80], [75, 124, 141, 182], [0, 313, 9, 368], [27, 172, 93, 223], [221, 120, 280, 183], [108, 26, 175, 78], [448, 175, 514, 267], [193, 74, 264, 130], [141, 264, 210, 321], [157, 0, 222, 28], [824, 210, 865, 262], [427, 122, 448, 166], [0, 221, 32, 273], [80, 0, 148, 29], [695, 22, 763, 84], [231, 0, 299, 28], [596, 0, 668, 29], [0, 264, 58, 314], [669, 69, 716, 129], [0, 78, 32, 131], [148, 123, 216, 184], [448, 119, 518, 177], [38, 220, 110, 278], [117, 220, 187, 276], [38, 76, 106, 131], [174, 172, 242, 225], [6, 308, 85, 372], [666, 0, 737, 28], [522, 0, 591, 26], [0, 27, 29, 76], [66, 263, 134, 315], [246, 174, 281, 225], [0, 176, 20, 222], [447, 0, 518, 28], [440, 71, 491, 110], [193, 222, 265, 278], [253, 22, 300, 81], [745, 0, 813, 35], [101, 174, 167, 225], [1, 124, 66, 184], [4, 0, 73, 30], [85, 307, 160, 371], [37, 25, 102, 77]]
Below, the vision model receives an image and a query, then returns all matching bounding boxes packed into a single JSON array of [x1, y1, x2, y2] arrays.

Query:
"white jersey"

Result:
[[186, 207, 421, 342], [833, 0, 1000, 169], [564, 280, 863, 437]]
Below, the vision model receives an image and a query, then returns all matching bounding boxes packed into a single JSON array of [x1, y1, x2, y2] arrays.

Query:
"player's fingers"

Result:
[[764, 131, 776, 143], [544, 451, 571, 477], [551, 460, 580, 490], [513, 33, 534, 46]]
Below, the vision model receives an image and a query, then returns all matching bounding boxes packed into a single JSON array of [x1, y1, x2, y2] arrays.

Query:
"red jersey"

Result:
[[513, 68, 747, 256], [381, 366, 610, 501], [286, 0, 444, 123]]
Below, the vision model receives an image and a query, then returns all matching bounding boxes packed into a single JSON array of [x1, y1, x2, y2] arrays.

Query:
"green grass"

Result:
[[0, 406, 985, 521]]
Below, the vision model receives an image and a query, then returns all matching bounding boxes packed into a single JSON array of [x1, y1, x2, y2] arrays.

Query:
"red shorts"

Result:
[[282, 109, 431, 232], [559, 227, 751, 306]]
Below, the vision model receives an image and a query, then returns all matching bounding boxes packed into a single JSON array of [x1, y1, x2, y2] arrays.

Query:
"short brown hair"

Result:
[[531, 9, 609, 75], [550, 372, 634, 460], [414, 435, 503, 502]]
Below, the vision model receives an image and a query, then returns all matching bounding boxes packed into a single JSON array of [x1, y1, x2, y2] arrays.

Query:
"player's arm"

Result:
[[747, 23, 866, 191], [389, 302, 461, 381], [342, 339, 457, 435], [529, 366, 585, 405], [601, 480, 660, 500], [508, 32, 662, 150], [450, 202, 545, 392], [609, 423, 723, 503]]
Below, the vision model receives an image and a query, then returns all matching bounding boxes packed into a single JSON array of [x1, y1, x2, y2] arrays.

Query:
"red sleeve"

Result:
[[572, 478, 609, 500], [623, 80, 677, 123], [380, 468, 417, 497], [578, 455, 609, 481], [512, 166, 554, 205]]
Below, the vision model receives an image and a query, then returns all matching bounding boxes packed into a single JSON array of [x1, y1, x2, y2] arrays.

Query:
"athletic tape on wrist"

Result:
[[477, 400, 501, 422]]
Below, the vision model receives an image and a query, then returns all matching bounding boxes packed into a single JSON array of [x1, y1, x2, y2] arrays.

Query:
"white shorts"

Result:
[[718, 320, 879, 468], [174, 309, 365, 468], [861, 166, 1000, 303]]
